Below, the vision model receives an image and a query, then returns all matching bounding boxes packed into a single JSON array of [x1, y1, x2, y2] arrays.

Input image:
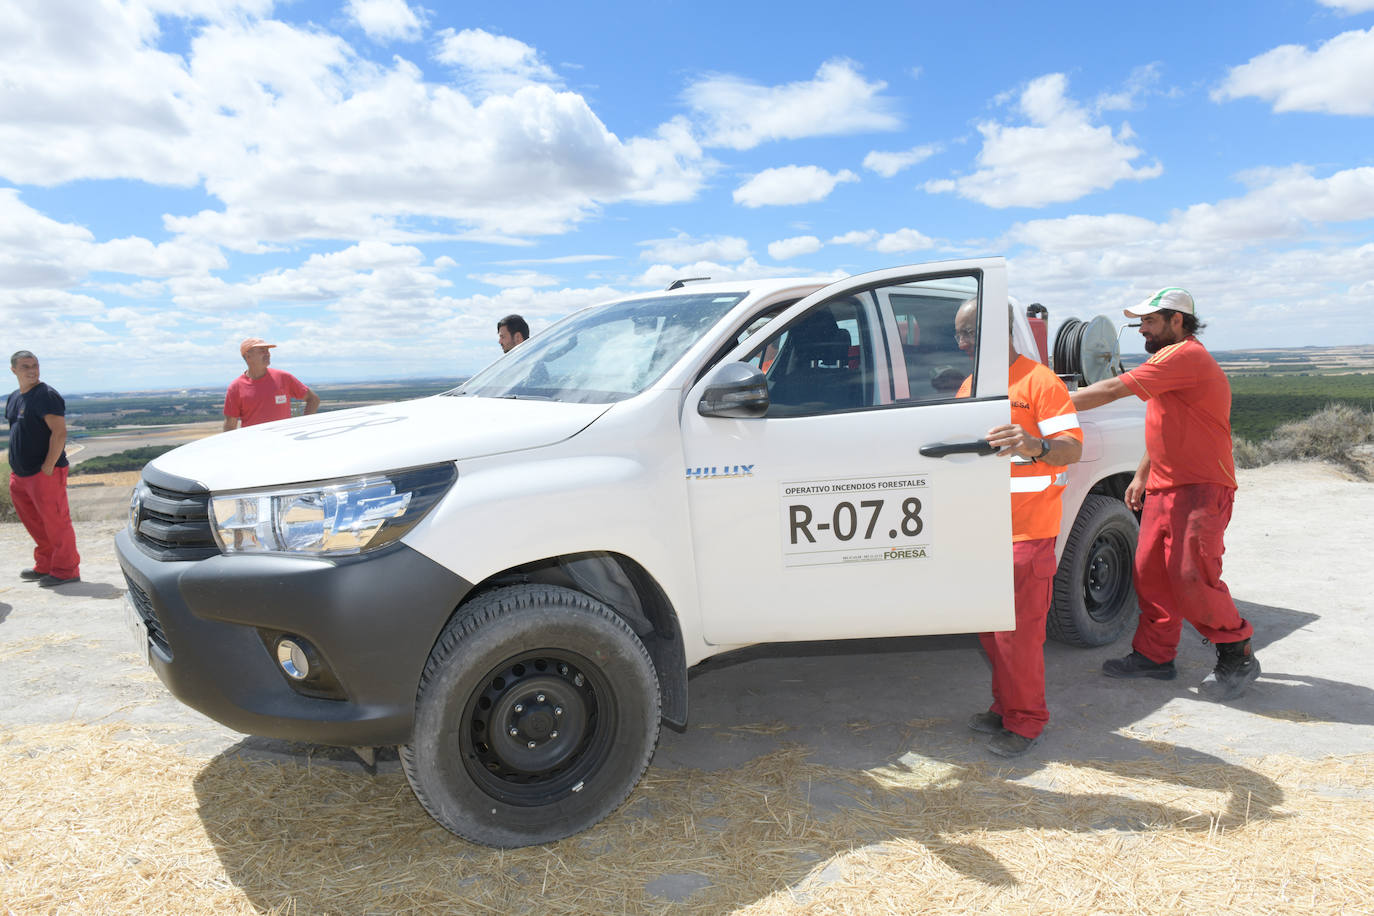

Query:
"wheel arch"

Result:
[[1087, 471, 1135, 504], [445, 551, 689, 731]]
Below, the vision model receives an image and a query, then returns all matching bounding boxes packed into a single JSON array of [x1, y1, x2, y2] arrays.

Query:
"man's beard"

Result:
[[1143, 330, 1180, 353]]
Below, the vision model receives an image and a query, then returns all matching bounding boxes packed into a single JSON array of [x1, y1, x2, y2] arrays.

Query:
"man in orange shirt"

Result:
[[957, 302, 1083, 756], [1071, 288, 1258, 700]]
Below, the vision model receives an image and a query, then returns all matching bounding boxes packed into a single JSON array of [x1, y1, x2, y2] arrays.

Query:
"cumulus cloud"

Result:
[[873, 228, 935, 253], [828, 230, 880, 246], [635, 258, 813, 289], [1094, 63, 1164, 112], [685, 59, 900, 150], [1318, 0, 1374, 13], [863, 144, 940, 178], [0, 189, 225, 293], [1213, 28, 1374, 116], [1000, 166, 1374, 348], [347, 0, 422, 43], [434, 27, 559, 95], [0, 11, 708, 251], [768, 236, 822, 260], [639, 233, 750, 263], [924, 73, 1162, 208], [734, 166, 859, 208], [469, 270, 559, 288]]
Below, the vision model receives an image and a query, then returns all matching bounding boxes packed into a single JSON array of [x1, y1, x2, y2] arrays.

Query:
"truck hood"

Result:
[[150, 395, 611, 491]]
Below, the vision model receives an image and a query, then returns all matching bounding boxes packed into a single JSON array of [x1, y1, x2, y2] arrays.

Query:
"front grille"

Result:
[[133, 482, 220, 561], [125, 576, 170, 657]]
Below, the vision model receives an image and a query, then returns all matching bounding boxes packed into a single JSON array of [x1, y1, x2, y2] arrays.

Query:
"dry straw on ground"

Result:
[[2, 722, 1371, 915]]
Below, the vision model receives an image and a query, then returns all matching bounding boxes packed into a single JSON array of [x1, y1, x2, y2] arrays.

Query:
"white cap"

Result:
[[1125, 287, 1194, 318]]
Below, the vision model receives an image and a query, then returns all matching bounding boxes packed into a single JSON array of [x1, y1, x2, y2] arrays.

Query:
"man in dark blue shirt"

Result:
[[6, 351, 80, 586]]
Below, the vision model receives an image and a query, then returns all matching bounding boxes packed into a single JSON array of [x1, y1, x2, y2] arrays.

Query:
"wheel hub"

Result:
[[470, 662, 597, 782]]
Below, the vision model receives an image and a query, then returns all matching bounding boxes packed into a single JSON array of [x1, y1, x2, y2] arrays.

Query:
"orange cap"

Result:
[[240, 337, 277, 357]]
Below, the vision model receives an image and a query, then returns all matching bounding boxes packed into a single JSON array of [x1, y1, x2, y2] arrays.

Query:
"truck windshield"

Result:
[[450, 292, 746, 403]]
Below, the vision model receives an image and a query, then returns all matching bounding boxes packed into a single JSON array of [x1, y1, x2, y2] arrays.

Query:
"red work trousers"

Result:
[[979, 537, 1056, 740], [1132, 483, 1250, 663], [10, 467, 81, 579]]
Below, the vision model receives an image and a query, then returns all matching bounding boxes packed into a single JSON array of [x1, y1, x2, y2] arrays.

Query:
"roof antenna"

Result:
[[667, 277, 710, 290]]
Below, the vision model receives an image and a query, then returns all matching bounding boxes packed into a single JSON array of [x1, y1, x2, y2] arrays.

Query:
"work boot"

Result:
[[967, 711, 1003, 735], [38, 574, 80, 588], [988, 729, 1041, 757], [20, 568, 46, 581], [1198, 638, 1261, 700], [1102, 651, 1177, 680]]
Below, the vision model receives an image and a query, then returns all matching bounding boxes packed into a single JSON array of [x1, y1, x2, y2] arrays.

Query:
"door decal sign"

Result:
[[780, 474, 930, 567]]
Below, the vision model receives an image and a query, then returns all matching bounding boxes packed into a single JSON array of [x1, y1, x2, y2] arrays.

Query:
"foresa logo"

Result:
[[685, 464, 755, 481]]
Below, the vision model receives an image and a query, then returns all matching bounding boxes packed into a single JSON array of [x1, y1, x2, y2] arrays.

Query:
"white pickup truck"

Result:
[[115, 257, 1145, 847]]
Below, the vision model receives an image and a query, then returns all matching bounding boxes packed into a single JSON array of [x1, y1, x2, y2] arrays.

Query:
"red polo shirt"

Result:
[[224, 368, 310, 428], [1120, 337, 1236, 491]]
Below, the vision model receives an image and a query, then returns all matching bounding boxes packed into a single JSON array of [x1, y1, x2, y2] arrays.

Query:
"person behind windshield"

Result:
[[498, 315, 530, 353]]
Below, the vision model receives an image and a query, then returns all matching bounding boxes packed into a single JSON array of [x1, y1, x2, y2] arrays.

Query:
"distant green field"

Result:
[[1229, 373, 1374, 441]]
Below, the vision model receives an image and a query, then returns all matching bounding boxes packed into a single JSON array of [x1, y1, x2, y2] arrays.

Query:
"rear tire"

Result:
[[401, 584, 661, 847], [1049, 494, 1139, 647]]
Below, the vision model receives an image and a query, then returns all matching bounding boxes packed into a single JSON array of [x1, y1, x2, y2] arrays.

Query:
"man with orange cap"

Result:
[[223, 337, 321, 430]]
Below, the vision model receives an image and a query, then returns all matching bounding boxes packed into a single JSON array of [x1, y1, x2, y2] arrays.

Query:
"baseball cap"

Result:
[[240, 337, 278, 357], [1124, 288, 1195, 318]]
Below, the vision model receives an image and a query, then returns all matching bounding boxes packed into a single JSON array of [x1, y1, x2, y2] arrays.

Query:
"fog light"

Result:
[[277, 638, 311, 680]]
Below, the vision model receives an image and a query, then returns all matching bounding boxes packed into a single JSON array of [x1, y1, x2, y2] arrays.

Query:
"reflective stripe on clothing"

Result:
[[1009, 471, 1068, 493], [1008, 356, 1082, 541], [1037, 413, 1080, 435]]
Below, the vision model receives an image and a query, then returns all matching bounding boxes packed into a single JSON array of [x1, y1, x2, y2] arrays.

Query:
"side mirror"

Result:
[[697, 361, 769, 419]]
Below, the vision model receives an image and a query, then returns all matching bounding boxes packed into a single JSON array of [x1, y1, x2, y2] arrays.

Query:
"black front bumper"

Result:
[[115, 526, 473, 746]]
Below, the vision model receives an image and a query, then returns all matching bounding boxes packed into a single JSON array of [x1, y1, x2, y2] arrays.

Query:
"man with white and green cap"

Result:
[[1070, 288, 1259, 701]]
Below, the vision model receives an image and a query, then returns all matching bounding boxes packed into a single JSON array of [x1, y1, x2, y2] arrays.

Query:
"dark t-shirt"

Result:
[[5, 382, 69, 477]]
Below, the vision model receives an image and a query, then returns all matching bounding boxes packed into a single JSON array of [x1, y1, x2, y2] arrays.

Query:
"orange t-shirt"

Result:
[[1120, 337, 1236, 491], [958, 356, 1083, 541]]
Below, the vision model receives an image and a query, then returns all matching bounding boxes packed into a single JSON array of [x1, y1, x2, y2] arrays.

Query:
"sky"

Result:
[[3, 0, 1373, 393]]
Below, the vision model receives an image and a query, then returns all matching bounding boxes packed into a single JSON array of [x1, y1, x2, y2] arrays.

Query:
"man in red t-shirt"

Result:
[[223, 337, 321, 430], [1071, 288, 1259, 700], [957, 302, 1083, 756]]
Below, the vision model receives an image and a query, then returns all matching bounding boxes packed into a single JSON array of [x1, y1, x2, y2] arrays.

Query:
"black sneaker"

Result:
[[967, 711, 1003, 735], [20, 568, 46, 581], [988, 729, 1041, 757], [38, 574, 80, 588], [1199, 638, 1261, 700], [1102, 651, 1177, 680]]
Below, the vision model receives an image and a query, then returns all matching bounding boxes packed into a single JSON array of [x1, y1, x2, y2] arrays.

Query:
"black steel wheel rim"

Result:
[[1083, 529, 1132, 622], [459, 650, 615, 806]]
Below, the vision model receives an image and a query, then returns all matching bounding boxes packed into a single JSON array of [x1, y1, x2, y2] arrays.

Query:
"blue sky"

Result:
[[3, 0, 1372, 393]]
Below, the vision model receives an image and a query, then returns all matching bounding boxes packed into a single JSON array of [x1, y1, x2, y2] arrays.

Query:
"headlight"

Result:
[[209, 463, 456, 557]]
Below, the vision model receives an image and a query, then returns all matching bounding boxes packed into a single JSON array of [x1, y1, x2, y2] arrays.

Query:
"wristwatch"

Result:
[[1032, 437, 1051, 461]]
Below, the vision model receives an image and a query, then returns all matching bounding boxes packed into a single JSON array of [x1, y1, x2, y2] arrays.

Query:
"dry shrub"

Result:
[[1264, 403, 1374, 475], [1232, 435, 1269, 469]]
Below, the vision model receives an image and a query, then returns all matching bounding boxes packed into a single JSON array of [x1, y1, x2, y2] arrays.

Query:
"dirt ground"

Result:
[[2, 462, 1372, 913]]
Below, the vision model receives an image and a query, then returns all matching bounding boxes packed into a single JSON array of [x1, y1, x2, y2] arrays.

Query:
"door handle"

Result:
[[919, 438, 997, 458]]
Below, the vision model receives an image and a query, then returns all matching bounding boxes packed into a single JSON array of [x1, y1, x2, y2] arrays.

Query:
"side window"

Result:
[[748, 296, 875, 417], [695, 301, 796, 385], [879, 277, 981, 403]]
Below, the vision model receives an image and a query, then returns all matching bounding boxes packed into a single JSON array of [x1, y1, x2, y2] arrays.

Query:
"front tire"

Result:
[[401, 584, 661, 847], [1049, 494, 1139, 647]]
